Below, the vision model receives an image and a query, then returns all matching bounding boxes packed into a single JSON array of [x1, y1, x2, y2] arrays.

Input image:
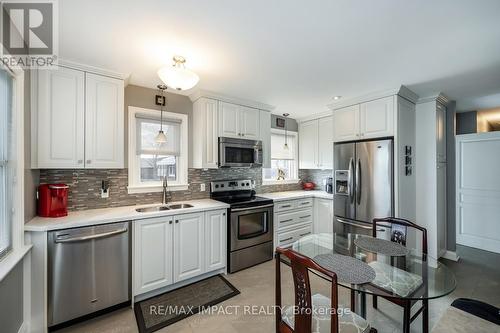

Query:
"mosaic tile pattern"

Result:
[[39, 168, 307, 211], [300, 169, 333, 190]]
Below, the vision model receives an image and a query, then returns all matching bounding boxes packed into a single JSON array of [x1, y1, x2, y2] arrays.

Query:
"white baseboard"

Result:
[[17, 321, 29, 333], [442, 251, 460, 262]]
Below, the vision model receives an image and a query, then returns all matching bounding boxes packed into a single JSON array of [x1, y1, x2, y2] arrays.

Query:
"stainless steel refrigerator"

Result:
[[333, 139, 394, 252]]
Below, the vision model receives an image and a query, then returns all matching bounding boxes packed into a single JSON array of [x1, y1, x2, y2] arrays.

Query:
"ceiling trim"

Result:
[[58, 59, 130, 82], [417, 92, 451, 106], [296, 110, 333, 123], [189, 89, 275, 111], [327, 85, 419, 110]]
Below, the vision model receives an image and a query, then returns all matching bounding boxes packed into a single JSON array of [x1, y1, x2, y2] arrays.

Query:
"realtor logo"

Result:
[[0, 0, 58, 68]]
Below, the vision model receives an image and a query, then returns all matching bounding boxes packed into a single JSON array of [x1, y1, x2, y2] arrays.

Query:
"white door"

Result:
[[134, 217, 173, 296], [299, 120, 318, 169], [359, 96, 394, 139], [85, 73, 124, 168], [36, 67, 85, 168], [333, 105, 360, 142], [456, 132, 500, 254], [260, 110, 272, 168], [173, 213, 205, 282], [239, 106, 260, 139], [205, 210, 227, 272], [219, 102, 240, 138], [314, 198, 333, 234], [318, 116, 334, 169]]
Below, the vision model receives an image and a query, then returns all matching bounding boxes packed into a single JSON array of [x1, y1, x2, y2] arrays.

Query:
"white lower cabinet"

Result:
[[274, 199, 313, 249], [133, 209, 227, 296], [314, 198, 333, 234]]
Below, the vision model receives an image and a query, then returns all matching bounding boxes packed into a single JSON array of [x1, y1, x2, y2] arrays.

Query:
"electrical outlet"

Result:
[[101, 189, 109, 198], [200, 183, 206, 192]]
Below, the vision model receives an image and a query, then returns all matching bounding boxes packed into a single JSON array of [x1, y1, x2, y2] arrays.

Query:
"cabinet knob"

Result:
[[86, 160, 91, 164], [77, 160, 83, 164], [223, 213, 226, 216], [175, 220, 179, 224], [169, 220, 173, 224]]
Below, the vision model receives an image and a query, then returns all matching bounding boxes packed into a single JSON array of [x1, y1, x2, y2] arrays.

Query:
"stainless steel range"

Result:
[[210, 179, 274, 273]]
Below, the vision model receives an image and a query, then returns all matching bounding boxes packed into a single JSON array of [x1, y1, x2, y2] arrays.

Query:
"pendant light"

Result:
[[158, 55, 199, 91], [155, 84, 168, 144], [283, 113, 290, 150]]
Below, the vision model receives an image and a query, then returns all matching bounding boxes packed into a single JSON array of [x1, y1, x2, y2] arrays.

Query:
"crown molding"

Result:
[[58, 59, 129, 82], [416, 92, 451, 106], [327, 85, 419, 110], [296, 110, 333, 123], [189, 89, 275, 111]]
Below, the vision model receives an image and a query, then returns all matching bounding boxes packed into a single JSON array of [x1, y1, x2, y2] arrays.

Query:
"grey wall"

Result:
[[271, 114, 298, 131], [446, 102, 457, 251], [0, 263, 24, 333], [456, 111, 477, 135]]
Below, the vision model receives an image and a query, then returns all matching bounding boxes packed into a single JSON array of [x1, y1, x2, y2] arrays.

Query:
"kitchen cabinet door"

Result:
[[314, 198, 333, 234], [205, 210, 227, 272], [359, 96, 394, 139], [36, 67, 85, 168], [299, 120, 318, 169], [239, 106, 260, 139], [193, 97, 219, 168], [219, 102, 240, 138], [134, 217, 173, 296], [173, 212, 205, 282], [318, 116, 334, 169], [333, 105, 360, 142], [85, 73, 124, 168], [260, 110, 272, 168]]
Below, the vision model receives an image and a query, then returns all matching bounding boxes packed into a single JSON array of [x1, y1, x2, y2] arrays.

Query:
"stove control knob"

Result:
[[221, 184, 224, 188], [215, 184, 219, 188], [246, 182, 250, 186], [241, 182, 245, 186]]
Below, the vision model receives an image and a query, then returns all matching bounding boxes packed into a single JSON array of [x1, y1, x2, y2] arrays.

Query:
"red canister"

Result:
[[37, 184, 69, 217]]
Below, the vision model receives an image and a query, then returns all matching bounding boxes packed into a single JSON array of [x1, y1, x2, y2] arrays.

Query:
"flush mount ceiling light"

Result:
[[333, 96, 342, 100], [157, 55, 199, 91], [155, 84, 168, 144], [283, 113, 290, 150]]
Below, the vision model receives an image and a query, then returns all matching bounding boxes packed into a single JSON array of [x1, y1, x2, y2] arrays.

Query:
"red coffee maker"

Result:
[[37, 184, 69, 217]]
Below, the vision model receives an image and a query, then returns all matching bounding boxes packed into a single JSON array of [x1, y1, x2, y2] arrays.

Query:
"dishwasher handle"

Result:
[[55, 228, 128, 243]]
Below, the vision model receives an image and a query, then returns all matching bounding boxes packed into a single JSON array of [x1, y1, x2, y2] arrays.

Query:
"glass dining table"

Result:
[[287, 233, 457, 333]]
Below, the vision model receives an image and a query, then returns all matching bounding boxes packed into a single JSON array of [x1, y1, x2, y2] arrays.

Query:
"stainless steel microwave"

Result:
[[219, 137, 263, 168]]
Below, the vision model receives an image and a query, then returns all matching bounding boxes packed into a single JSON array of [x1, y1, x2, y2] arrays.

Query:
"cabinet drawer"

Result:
[[296, 198, 313, 208], [277, 224, 313, 248], [276, 208, 313, 230], [296, 209, 313, 224], [275, 200, 297, 212]]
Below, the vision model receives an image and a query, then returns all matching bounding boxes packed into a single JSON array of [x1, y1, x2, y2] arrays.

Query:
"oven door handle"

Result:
[[231, 204, 274, 212]]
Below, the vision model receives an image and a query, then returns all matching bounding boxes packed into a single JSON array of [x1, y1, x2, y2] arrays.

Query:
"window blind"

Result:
[[271, 132, 295, 160], [135, 114, 181, 156]]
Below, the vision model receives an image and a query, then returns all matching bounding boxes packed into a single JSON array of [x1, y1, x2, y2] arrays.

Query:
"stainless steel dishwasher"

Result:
[[47, 222, 130, 327]]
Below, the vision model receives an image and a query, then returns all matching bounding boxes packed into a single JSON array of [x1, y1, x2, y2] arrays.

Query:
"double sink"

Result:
[[135, 203, 193, 213]]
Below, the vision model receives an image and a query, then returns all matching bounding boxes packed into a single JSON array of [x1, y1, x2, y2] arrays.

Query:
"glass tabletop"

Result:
[[290, 233, 457, 301]]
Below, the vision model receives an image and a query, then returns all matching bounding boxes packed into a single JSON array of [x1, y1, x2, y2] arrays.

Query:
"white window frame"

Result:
[[262, 128, 300, 185], [127, 106, 188, 194], [0, 59, 32, 283]]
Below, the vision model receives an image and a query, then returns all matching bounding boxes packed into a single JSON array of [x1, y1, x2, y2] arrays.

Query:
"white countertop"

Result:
[[259, 190, 333, 202], [25, 199, 230, 232]]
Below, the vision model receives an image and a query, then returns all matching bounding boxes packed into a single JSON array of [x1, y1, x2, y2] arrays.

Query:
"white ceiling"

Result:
[[59, 0, 500, 116]]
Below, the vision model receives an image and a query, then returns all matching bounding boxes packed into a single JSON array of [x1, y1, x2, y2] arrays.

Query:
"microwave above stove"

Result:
[[218, 137, 263, 168]]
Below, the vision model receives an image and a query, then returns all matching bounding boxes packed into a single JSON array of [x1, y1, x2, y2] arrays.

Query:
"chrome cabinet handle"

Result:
[[300, 215, 311, 219], [86, 160, 92, 164], [300, 232, 311, 237], [77, 160, 83, 164], [280, 204, 292, 208], [281, 237, 293, 242], [281, 219, 293, 223]]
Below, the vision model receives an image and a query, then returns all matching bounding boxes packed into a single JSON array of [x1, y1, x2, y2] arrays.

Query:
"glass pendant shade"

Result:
[[155, 130, 168, 144], [158, 56, 199, 91]]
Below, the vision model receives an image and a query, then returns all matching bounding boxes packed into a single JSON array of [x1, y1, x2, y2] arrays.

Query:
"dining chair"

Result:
[[275, 247, 373, 333], [370, 217, 428, 333]]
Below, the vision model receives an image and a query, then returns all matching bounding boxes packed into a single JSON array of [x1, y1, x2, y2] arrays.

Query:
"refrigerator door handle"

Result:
[[348, 157, 354, 203], [356, 158, 361, 205]]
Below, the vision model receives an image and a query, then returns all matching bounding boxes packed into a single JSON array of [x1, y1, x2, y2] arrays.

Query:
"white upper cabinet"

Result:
[[173, 212, 205, 283], [32, 65, 125, 169], [333, 105, 360, 142], [219, 102, 240, 138], [239, 106, 260, 139], [36, 67, 85, 168], [192, 98, 219, 169], [85, 73, 124, 168], [299, 120, 318, 169], [359, 96, 394, 139], [318, 117, 334, 169], [333, 97, 395, 142], [260, 110, 272, 168], [299, 116, 333, 169]]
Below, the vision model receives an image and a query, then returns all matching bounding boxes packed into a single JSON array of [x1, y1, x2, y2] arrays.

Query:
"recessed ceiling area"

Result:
[[59, 0, 500, 117]]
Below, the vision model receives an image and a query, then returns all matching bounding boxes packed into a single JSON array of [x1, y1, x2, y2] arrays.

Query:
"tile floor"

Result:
[[55, 245, 500, 333]]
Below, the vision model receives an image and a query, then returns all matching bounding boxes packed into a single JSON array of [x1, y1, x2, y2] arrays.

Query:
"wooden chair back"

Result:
[[372, 217, 428, 255], [275, 247, 339, 333]]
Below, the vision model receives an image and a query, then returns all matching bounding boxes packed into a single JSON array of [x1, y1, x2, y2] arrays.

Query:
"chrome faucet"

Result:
[[162, 176, 169, 205]]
